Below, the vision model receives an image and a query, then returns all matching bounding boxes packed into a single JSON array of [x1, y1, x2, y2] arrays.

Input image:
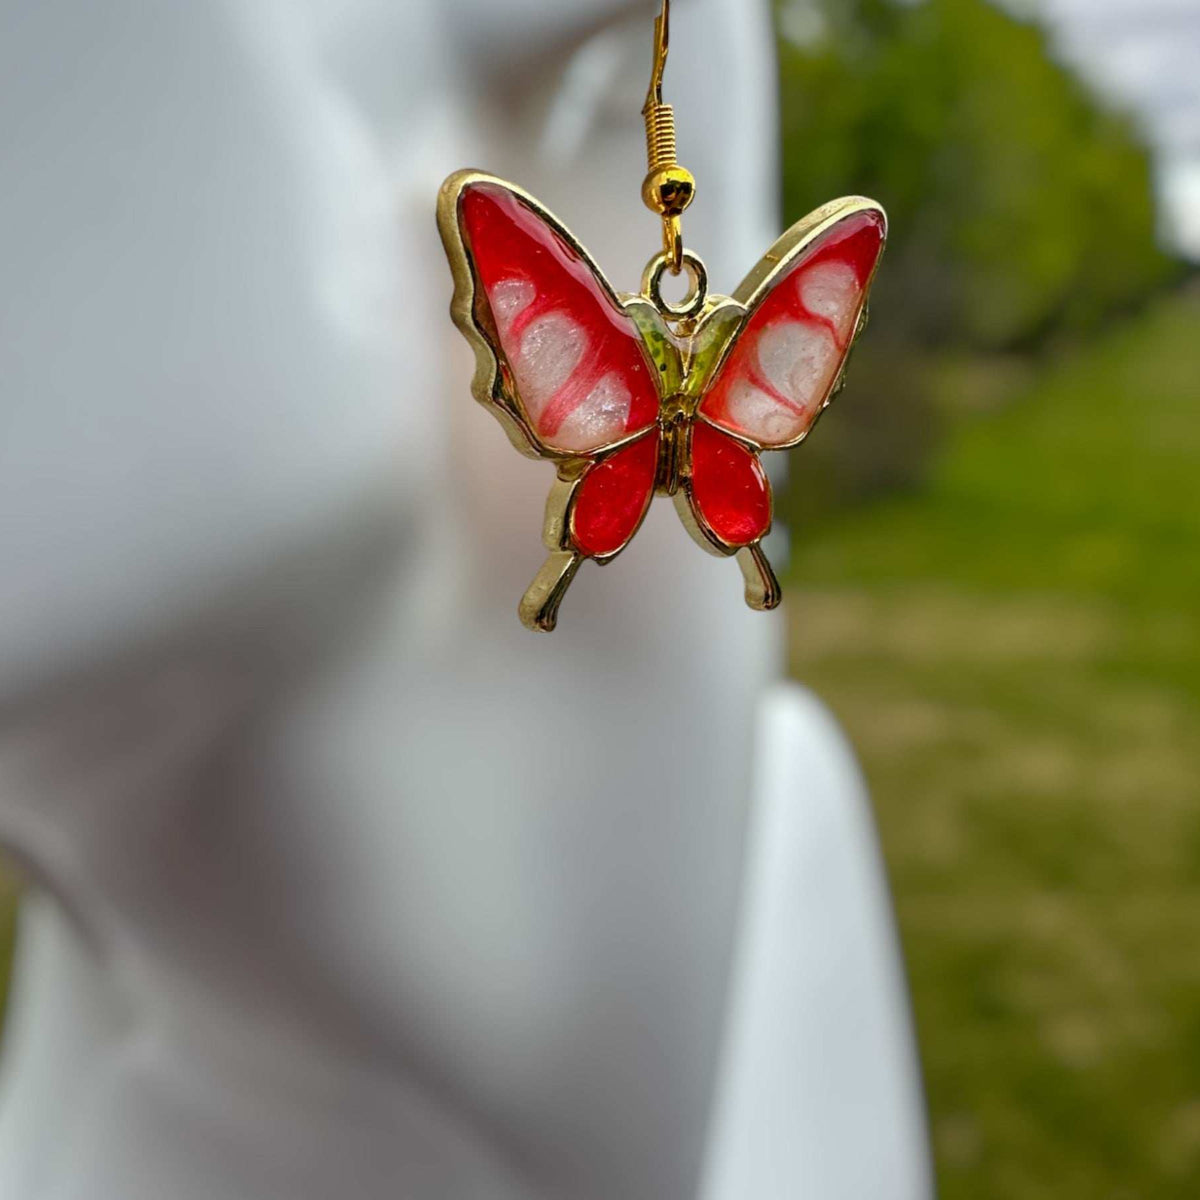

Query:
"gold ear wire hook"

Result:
[[646, 0, 667, 107], [641, 0, 694, 273]]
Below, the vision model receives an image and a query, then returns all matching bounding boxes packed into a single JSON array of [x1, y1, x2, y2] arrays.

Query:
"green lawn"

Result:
[[788, 289, 1200, 1199], [0, 871, 17, 1020]]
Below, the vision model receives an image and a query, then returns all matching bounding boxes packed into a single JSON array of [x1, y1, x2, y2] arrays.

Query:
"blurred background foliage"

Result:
[[776, 1, 1200, 1197], [779, 0, 1179, 511]]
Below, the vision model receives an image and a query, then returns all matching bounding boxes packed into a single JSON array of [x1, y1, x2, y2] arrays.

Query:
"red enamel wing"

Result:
[[437, 171, 886, 631]]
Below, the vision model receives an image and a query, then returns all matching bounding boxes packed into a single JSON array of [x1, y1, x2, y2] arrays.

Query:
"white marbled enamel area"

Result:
[[798, 260, 860, 338], [757, 322, 839, 425], [712, 257, 864, 446], [509, 310, 586, 423], [490, 276, 535, 338], [725, 377, 806, 445], [485, 274, 641, 451], [554, 371, 632, 452]]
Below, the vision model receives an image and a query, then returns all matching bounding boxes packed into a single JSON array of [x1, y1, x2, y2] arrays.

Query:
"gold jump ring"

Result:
[[641, 248, 707, 321]]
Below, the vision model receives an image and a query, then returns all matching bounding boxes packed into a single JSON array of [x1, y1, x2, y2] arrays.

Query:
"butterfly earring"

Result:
[[437, 0, 886, 632]]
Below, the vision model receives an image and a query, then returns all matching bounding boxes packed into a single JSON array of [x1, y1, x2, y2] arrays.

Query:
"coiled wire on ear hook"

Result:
[[641, 0, 695, 273]]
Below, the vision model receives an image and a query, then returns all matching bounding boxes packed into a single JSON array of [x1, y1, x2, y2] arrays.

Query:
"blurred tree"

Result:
[[775, 0, 1178, 515], [778, 0, 1173, 349]]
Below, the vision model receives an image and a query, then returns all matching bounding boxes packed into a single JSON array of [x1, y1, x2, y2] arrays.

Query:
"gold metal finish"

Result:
[[519, 550, 582, 632], [641, 0, 693, 272], [641, 248, 708, 322], [738, 543, 782, 611]]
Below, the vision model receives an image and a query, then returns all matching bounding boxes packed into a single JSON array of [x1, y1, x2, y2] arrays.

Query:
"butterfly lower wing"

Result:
[[698, 198, 887, 450], [568, 431, 660, 559], [673, 422, 780, 611], [521, 430, 660, 631], [438, 171, 661, 458]]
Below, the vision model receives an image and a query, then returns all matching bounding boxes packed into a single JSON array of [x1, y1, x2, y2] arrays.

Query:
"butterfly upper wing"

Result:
[[439, 171, 662, 461], [677, 198, 886, 559], [699, 198, 887, 450]]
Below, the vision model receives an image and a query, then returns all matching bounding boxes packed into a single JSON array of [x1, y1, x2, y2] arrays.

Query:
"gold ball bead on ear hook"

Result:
[[642, 164, 696, 218]]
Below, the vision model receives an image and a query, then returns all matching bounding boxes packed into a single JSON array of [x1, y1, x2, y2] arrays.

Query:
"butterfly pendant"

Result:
[[437, 170, 886, 631]]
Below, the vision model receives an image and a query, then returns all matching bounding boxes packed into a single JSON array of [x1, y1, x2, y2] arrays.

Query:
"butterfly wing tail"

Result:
[[520, 549, 584, 632], [737, 542, 781, 611]]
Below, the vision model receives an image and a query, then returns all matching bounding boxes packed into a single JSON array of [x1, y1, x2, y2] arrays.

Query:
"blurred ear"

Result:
[[446, 0, 654, 78]]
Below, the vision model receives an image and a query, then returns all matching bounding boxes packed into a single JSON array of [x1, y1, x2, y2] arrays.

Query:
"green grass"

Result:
[[0, 869, 17, 1022], [787, 289, 1200, 1199]]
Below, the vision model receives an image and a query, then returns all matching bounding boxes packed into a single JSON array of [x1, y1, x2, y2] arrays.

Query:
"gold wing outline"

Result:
[[693, 195, 889, 453], [436, 169, 680, 463]]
